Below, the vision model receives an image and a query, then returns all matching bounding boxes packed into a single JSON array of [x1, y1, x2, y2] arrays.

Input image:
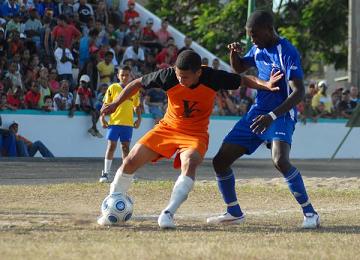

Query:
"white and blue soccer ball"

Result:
[[101, 193, 134, 224]]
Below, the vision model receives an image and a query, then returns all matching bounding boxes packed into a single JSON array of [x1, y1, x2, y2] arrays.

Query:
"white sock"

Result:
[[110, 169, 133, 194], [104, 159, 112, 173], [164, 175, 194, 215]]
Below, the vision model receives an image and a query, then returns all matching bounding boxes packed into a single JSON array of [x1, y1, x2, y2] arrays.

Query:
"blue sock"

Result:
[[284, 167, 316, 215], [216, 169, 243, 217]]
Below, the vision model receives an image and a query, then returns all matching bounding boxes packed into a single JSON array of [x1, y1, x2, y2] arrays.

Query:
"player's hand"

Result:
[[101, 102, 117, 115], [250, 114, 273, 134], [133, 119, 141, 129], [227, 42, 244, 53], [100, 116, 108, 128], [267, 69, 283, 91]]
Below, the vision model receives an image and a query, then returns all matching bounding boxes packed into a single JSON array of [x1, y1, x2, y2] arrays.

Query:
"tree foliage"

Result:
[[146, 0, 348, 74]]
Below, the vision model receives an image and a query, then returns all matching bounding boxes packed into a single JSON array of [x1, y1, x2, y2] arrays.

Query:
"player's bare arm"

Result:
[[101, 78, 143, 115], [242, 69, 282, 91], [133, 106, 142, 129], [250, 77, 305, 134], [228, 42, 251, 73]]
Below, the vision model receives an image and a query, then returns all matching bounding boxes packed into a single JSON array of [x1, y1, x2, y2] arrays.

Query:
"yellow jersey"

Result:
[[104, 83, 140, 126]]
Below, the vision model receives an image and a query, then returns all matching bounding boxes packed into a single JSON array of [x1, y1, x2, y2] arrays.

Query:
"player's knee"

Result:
[[122, 155, 138, 172], [272, 156, 290, 172], [212, 155, 226, 174], [182, 154, 201, 170]]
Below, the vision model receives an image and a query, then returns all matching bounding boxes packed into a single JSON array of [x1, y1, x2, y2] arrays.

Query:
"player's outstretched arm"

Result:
[[101, 78, 143, 115], [228, 42, 250, 73], [242, 69, 282, 91]]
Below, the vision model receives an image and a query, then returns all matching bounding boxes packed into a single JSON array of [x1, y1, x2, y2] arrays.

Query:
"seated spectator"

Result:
[[177, 35, 193, 55], [312, 80, 332, 114], [212, 58, 220, 70], [7, 86, 25, 109], [0, 116, 17, 157], [8, 121, 54, 158], [350, 86, 359, 103], [94, 82, 108, 112], [49, 69, 60, 95], [124, 24, 140, 46], [0, 92, 16, 110], [7, 31, 24, 57], [38, 67, 51, 107], [24, 82, 40, 109], [5, 61, 23, 91], [97, 51, 115, 85], [73, 74, 102, 138], [121, 38, 145, 72], [53, 80, 74, 115], [155, 43, 177, 67], [42, 95, 54, 112], [145, 88, 167, 124], [58, 0, 74, 17], [73, 0, 95, 25], [201, 57, 209, 66], [337, 89, 357, 119], [140, 18, 162, 52], [95, 1, 109, 26], [298, 94, 319, 124], [156, 18, 172, 47], [113, 22, 127, 46], [124, 0, 139, 26], [315, 101, 333, 119], [5, 13, 21, 35], [1, 0, 20, 20]]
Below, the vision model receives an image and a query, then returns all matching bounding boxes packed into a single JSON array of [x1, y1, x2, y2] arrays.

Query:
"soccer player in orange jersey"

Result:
[[97, 50, 282, 228]]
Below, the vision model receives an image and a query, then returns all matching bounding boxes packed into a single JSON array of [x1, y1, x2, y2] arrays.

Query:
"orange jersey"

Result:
[[141, 66, 242, 133]]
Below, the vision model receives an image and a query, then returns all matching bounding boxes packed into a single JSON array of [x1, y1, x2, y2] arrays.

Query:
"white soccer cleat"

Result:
[[302, 213, 320, 229], [158, 210, 176, 229], [206, 212, 246, 225], [97, 215, 113, 226], [99, 171, 110, 183]]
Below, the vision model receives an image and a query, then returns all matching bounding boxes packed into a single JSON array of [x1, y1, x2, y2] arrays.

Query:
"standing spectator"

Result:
[[99, 66, 142, 182], [337, 89, 357, 119], [54, 37, 74, 91], [73, 0, 95, 25], [52, 15, 81, 50], [124, 0, 139, 26], [177, 35, 193, 55], [73, 74, 103, 138], [41, 15, 53, 56], [95, 0, 109, 26], [8, 121, 54, 158], [79, 28, 98, 69], [24, 81, 40, 109], [156, 18, 171, 47], [349, 86, 359, 103], [53, 80, 74, 114], [97, 51, 115, 84]]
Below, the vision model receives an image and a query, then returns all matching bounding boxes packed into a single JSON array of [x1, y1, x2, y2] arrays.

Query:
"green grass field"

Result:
[[1, 178, 360, 260]]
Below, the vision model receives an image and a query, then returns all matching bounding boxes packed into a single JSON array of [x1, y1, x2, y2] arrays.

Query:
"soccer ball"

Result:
[[101, 193, 134, 224]]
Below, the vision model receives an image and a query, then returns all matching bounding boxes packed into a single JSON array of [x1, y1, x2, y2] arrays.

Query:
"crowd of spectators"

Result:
[[0, 0, 358, 126]]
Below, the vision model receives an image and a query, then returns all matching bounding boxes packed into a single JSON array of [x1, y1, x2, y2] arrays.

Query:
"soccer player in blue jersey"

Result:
[[207, 10, 320, 229]]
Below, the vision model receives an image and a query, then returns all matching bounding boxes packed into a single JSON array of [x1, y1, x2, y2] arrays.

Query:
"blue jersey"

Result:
[[243, 38, 304, 120]]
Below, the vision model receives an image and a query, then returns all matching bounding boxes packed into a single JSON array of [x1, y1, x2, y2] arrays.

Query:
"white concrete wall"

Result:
[[1, 112, 359, 159]]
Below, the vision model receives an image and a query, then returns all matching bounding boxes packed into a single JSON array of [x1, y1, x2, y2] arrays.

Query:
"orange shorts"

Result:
[[138, 122, 209, 169]]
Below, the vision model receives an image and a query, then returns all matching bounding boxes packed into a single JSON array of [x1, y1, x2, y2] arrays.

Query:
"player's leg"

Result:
[[119, 125, 133, 161], [158, 149, 202, 229], [120, 141, 130, 161], [110, 143, 159, 194], [207, 143, 247, 224], [100, 140, 117, 182], [271, 140, 320, 228]]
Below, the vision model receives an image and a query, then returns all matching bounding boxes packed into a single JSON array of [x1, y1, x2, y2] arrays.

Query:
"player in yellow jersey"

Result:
[[99, 66, 142, 183]]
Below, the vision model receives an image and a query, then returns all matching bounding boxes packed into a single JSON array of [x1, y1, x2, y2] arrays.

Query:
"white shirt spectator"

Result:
[[53, 92, 74, 111], [121, 46, 145, 65], [54, 47, 74, 75]]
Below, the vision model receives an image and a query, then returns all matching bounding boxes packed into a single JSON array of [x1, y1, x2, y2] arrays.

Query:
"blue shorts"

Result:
[[106, 125, 133, 142], [223, 111, 295, 155]]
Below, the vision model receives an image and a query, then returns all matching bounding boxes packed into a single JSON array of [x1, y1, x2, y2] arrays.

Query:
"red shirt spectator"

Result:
[[156, 19, 172, 46], [52, 15, 81, 49], [155, 44, 177, 66], [124, 0, 139, 25], [24, 84, 40, 109], [7, 93, 21, 108]]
